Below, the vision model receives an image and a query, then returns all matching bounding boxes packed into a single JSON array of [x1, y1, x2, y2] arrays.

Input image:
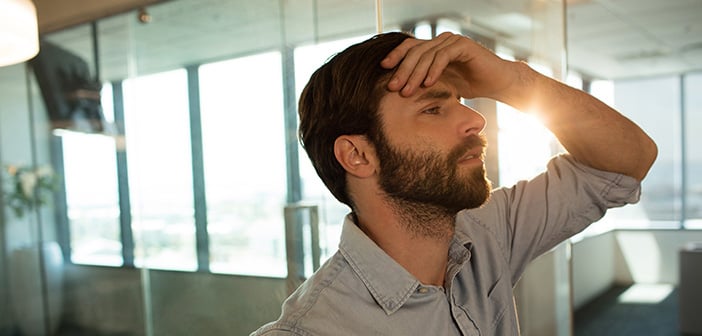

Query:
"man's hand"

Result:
[[380, 32, 657, 181], [380, 32, 518, 102]]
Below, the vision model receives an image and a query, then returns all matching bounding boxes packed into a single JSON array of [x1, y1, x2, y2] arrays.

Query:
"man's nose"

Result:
[[457, 104, 487, 137]]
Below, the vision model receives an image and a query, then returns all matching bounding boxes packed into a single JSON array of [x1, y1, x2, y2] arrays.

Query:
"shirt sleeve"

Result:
[[462, 154, 641, 284]]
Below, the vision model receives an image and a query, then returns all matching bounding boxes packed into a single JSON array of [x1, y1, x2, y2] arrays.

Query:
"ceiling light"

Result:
[[0, 0, 39, 67]]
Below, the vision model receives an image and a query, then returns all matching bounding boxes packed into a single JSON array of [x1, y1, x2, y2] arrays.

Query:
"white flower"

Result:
[[18, 170, 38, 199], [36, 165, 54, 178]]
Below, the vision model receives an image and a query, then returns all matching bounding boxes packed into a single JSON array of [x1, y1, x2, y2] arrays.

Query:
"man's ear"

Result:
[[334, 135, 376, 178]]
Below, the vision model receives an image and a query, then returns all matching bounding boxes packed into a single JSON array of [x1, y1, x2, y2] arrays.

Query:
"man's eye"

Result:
[[422, 106, 440, 115]]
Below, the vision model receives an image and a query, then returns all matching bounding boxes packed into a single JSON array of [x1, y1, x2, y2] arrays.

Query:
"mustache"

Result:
[[449, 134, 488, 163], [466, 134, 488, 149]]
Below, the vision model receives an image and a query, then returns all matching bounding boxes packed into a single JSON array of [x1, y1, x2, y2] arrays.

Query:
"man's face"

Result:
[[374, 130, 491, 214], [374, 78, 491, 215]]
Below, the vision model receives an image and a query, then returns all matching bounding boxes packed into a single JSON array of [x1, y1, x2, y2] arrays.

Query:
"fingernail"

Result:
[[402, 84, 412, 95], [381, 57, 392, 67]]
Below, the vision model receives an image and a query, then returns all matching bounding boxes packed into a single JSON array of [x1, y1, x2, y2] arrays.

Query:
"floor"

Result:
[[574, 284, 695, 336], [1, 284, 694, 335]]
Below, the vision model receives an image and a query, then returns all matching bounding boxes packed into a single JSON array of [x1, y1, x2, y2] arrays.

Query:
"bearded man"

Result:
[[252, 31, 657, 336]]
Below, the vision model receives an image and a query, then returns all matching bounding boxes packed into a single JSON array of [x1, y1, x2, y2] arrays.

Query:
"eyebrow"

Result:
[[413, 88, 455, 102]]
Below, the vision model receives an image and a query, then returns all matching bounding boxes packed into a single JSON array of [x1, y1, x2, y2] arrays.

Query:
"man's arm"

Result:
[[381, 32, 657, 181]]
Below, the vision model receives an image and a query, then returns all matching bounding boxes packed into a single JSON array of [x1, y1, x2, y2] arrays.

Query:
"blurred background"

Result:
[[0, 0, 700, 335]]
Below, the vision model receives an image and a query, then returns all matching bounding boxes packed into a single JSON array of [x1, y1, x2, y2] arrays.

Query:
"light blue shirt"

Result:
[[252, 155, 641, 335]]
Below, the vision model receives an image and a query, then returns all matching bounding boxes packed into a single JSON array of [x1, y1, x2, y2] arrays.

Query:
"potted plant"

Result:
[[3, 163, 64, 335], [2, 163, 58, 218]]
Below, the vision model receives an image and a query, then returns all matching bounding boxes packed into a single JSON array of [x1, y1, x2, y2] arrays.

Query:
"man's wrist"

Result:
[[492, 60, 538, 109]]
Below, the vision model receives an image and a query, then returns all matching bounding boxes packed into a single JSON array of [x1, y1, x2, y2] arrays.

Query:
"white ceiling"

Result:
[[566, 0, 702, 80], [29, 0, 702, 82]]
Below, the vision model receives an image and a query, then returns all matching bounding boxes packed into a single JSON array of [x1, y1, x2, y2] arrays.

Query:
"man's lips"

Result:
[[453, 134, 488, 164], [458, 148, 485, 163]]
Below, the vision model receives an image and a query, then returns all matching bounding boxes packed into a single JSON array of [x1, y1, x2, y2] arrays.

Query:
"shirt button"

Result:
[[417, 287, 429, 294]]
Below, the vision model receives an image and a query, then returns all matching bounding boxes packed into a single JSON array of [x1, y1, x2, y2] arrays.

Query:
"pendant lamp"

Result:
[[0, 0, 39, 67]]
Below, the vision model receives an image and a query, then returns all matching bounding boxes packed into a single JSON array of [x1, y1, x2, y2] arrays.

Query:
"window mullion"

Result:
[[113, 80, 135, 267], [186, 65, 210, 272]]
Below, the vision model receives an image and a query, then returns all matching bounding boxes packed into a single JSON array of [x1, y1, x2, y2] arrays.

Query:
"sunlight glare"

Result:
[[617, 283, 673, 304], [615, 231, 662, 283], [497, 102, 558, 186]]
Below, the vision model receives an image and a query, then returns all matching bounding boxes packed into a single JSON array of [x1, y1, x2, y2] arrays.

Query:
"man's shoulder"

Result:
[[251, 251, 367, 335]]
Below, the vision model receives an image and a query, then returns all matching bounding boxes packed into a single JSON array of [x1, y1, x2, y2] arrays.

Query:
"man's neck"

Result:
[[355, 199, 456, 287]]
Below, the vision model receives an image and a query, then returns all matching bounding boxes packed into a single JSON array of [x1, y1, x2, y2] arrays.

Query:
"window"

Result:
[[62, 131, 122, 265], [496, 59, 560, 187], [199, 52, 288, 277], [605, 76, 682, 229], [122, 69, 197, 271], [58, 31, 701, 279], [63, 83, 122, 266], [684, 72, 702, 227]]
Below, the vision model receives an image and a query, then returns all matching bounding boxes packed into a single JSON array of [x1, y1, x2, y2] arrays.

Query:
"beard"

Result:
[[373, 131, 492, 238]]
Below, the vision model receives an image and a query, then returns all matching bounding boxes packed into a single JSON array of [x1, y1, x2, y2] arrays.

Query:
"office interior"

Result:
[[0, 0, 701, 335]]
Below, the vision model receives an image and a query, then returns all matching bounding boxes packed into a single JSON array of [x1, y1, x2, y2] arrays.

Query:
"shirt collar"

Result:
[[338, 214, 419, 315], [453, 211, 474, 249], [338, 213, 475, 315]]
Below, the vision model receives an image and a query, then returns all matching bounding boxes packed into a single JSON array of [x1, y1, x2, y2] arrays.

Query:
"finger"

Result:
[[381, 32, 454, 68], [423, 34, 466, 87], [399, 34, 463, 95], [380, 37, 421, 69], [385, 38, 437, 90], [399, 52, 437, 96], [386, 33, 455, 92]]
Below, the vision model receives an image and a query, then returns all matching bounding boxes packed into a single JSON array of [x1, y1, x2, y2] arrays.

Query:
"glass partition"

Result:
[[122, 69, 196, 271], [684, 72, 702, 228], [10, 0, 686, 335], [199, 52, 287, 277], [606, 76, 683, 228]]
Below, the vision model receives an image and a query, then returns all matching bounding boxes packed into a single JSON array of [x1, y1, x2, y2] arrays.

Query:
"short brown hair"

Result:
[[298, 32, 412, 207]]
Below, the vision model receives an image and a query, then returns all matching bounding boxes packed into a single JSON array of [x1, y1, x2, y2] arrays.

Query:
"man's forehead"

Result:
[[380, 76, 459, 103]]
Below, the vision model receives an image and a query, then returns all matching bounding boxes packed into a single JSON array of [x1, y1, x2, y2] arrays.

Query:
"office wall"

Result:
[[61, 264, 287, 335], [515, 244, 571, 336], [614, 230, 702, 284], [572, 229, 702, 310], [572, 232, 616, 309]]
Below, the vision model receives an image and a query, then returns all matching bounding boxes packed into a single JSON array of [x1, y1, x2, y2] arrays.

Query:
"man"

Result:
[[252, 32, 657, 335]]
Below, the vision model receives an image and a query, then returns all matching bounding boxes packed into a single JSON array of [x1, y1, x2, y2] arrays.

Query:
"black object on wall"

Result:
[[29, 40, 106, 133]]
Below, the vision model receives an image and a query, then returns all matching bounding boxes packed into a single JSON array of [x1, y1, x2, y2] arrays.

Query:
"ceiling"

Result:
[[566, 0, 702, 80], [32, 0, 702, 81]]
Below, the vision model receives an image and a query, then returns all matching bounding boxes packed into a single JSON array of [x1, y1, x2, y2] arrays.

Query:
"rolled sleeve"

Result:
[[463, 154, 641, 283]]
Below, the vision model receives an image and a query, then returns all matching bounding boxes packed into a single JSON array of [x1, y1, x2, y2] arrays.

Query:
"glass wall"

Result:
[[199, 52, 287, 277], [584, 72, 702, 230], [0, 0, 569, 334], [684, 72, 702, 228], [5, 0, 696, 335], [607, 76, 683, 228], [123, 69, 197, 271]]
